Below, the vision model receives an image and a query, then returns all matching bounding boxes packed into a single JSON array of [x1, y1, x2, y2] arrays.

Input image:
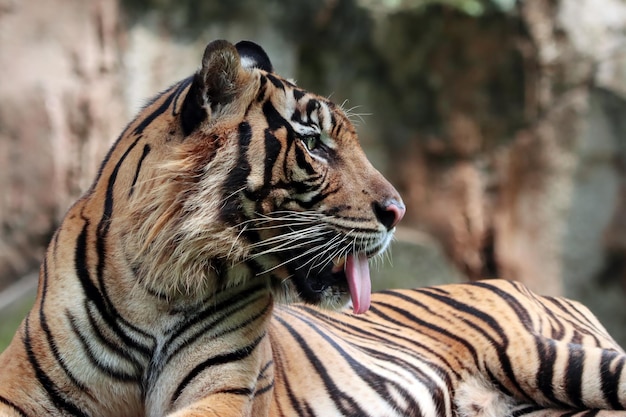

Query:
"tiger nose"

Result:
[[373, 199, 406, 230]]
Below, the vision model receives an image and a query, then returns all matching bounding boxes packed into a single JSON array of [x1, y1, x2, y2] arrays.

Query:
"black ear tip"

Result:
[[235, 40, 274, 73]]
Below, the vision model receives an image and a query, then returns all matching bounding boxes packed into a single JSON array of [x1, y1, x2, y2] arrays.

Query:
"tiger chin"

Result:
[[1, 40, 626, 417]]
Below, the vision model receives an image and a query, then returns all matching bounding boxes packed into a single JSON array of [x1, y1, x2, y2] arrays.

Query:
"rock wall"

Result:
[[0, 0, 125, 288]]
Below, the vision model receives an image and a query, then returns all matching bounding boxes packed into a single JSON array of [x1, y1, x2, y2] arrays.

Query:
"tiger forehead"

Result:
[[255, 72, 357, 143], [281, 88, 354, 135], [294, 96, 356, 140]]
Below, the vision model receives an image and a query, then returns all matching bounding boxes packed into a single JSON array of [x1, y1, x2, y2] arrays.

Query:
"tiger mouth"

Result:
[[331, 257, 346, 272], [289, 252, 372, 314], [255, 217, 392, 314], [332, 255, 370, 314]]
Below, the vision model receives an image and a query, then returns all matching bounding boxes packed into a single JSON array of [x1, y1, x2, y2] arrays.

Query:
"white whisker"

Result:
[[227, 223, 250, 259], [257, 243, 330, 276]]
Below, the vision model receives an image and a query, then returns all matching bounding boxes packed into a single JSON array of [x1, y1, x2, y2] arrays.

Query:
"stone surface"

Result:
[[0, 0, 126, 289]]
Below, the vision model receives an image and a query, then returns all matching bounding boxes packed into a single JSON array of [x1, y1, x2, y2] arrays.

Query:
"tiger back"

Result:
[[0, 39, 624, 417]]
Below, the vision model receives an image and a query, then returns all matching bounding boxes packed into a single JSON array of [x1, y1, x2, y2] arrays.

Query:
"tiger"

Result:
[[0, 39, 624, 417]]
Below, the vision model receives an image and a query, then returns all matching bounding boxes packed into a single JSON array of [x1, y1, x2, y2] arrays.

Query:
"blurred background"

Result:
[[2, 0, 626, 350]]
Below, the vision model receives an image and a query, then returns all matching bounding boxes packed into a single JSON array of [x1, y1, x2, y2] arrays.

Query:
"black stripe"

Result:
[[530, 296, 567, 340], [294, 143, 316, 176], [171, 333, 265, 404], [299, 305, 460, 381], [578, 411, 601, 417], [263, 100, 292, 134], [286, 308, 440, 416], [134, 79, 190, 136], [305, 99, 318, 122], [256, 75, 268, 102], [146, 292, 270, 389], [23, 316, 90, 417], [266, 73, 284, 90], [328, 109, 337, 132], [559, 299, 607, 345], [565, 346, 585, 408], [99, 133, 142, 245], [262, 129, 282, 191], [572, 330, 584, 345], [93, 76, 189, 186], [92, 124, 134, 186], [75, 222, 107, 320], [282, 367, 306, 416], [270, 347, 304, 417], [83, 301, 142, 368], [164, 284, 269, 359], [334, 121, 342, 137], [461, 283, 539, 401], [254, 381, 275, 397], [66, 312, 139, 382], [216, 387, 253, 396], [220, 122, 253, 225], [254, 360, 275, 397], [510, 405, 544, 417], [422, 286, 449, 296], [293, 88, 305, 101], [275, 178, 312, 197], [180, 74, 206, 136], [172, 77, 193, 116], [486, 367, 513, 398], [600, 350, 625, 409], [301, 402, 317, 417], [294, 190, 330, 210], [475, 281, 533, 324], [543, 297, 604, 346], [290, 107, 311, 127], [370, 299, 480, 369], [39, 256, 88, 391], [75, 222, 151, 360], [95, 133, 155, 350], [535, 338, 569, 407], [549, 312, 566, 339], [273, 314, 371, 417], [129, 144, 151, 197], [0, 395, 30, 417]]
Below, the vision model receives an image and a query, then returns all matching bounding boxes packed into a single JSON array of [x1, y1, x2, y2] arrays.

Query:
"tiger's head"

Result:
[[114, 40, 404, 313]]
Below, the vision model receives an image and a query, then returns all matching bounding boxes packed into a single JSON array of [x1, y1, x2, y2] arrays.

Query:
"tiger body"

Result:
[[271, 281, 626, 417], [0, 40, 625, 417]]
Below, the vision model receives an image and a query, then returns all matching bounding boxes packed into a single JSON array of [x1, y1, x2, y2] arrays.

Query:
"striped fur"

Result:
[[0, 40, 624, 417], [271, 280, 626, 417]]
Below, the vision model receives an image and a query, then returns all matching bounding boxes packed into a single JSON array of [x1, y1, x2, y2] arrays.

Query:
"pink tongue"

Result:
[[345, 254, 371, 314]]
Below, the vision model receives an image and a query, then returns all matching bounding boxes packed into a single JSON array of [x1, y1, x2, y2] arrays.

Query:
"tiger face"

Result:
[[119, 40, 404, 313]]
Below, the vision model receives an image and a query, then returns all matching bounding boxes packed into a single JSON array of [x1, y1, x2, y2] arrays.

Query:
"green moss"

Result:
[[0, 295, 35, 353]]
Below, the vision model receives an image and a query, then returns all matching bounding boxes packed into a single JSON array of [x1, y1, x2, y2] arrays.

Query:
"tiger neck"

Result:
[[105, 254, 277, 355], [122, 255, 276, 311]]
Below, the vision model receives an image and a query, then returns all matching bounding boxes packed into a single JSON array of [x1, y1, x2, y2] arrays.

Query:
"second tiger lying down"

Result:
[[0, 40, 624, 417]]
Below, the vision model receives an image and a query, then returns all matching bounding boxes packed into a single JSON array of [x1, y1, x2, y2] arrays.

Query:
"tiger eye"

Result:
[[304, 135, 319, 151]]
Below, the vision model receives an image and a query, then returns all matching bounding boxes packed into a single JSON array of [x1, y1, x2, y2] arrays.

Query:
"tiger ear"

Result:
[[180, 40, 242, 136], [235, 41, 273, 72]]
